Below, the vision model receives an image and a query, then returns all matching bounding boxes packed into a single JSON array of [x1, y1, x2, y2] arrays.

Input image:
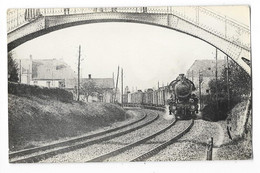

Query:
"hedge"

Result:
[[8, 82, 73, 102]]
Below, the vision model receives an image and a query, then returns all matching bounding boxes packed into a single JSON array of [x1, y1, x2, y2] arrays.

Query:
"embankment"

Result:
[[8, 83, 128, 151]]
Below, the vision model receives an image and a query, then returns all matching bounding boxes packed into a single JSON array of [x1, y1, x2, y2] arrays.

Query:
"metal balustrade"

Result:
[[7, 7, 250, 51]]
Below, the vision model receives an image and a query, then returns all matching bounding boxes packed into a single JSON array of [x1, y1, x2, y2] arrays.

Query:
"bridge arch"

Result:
[[7, 11, 251, 75]]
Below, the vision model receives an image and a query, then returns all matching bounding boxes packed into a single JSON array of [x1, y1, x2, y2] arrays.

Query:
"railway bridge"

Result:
[[7, 7, 251, 75]]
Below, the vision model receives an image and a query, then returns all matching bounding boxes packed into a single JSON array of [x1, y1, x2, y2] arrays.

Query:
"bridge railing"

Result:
[[7, 7, 250, 50], [144, 6, 250, 50]]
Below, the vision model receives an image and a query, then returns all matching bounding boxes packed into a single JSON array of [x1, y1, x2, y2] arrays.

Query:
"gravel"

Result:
[[39, 110, 251, 162], [147, 119, 221, 161], [104, 120, 191, 162]]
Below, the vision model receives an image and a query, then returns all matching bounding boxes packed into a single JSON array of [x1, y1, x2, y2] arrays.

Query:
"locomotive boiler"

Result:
[[167, 74, 198, 119]]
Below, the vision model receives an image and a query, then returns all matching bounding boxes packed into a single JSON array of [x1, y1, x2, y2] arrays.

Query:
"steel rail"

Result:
[[86, 116, 177, 162], [130, 119, 194, 162], [9, 111, 147, 159], [10, 112, 159, 163]]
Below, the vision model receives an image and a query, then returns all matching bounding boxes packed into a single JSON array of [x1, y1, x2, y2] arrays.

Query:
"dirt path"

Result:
[[212, 122, 225, 160]]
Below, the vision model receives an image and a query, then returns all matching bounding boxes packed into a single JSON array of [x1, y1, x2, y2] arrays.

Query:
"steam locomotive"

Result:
[[167, 74, 198, 119], [122, 74, 198, 119]]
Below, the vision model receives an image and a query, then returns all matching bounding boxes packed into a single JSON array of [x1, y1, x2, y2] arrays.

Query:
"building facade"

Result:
[[15, 57, 76, 88], [186, 59, 226, 95]]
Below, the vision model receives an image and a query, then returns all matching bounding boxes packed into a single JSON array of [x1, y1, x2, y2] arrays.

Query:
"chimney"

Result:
[[88, 74, 91, 79]]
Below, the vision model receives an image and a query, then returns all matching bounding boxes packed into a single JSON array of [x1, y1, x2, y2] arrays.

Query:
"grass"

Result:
[[8, 94, 128, 151]]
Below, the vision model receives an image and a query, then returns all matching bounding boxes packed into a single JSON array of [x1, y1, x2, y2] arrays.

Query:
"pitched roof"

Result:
[[186, 59, 226, 78], [65, 78, 114, 89], [32, 59, 76, 80], [81, 78, 114, 89]]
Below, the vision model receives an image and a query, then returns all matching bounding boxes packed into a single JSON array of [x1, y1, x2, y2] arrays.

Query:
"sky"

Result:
[[11, 6, 250, 91]]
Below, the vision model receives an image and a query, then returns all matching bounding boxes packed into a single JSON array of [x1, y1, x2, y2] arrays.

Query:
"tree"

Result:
[[209, 60, 251, 99], [222, 61, 251, 96], [81, 80, 103, 102], [8, 53, 19, 82], [205, 60, 251, 121]]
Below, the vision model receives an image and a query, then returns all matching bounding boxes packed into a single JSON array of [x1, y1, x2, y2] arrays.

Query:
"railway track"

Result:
[[86, 119, 193, 162], [10, 110, 159, 163], [130, 119, 194, 162], [85, 116, 177, 162]]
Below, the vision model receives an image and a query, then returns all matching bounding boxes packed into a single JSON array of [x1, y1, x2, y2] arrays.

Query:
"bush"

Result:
[[203, 60, 251, 121], [8, 82, 73, 102]]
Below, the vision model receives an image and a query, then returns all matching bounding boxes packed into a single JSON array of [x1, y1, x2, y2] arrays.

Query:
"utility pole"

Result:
[[77, 45, 81, 101], [215, 48, 219, 113], [192, 70, 194, 83], [199, 70, 202, 111], [121, 68, 123, 105], [19, 59, 22, 83], [226, 55, 230, 110], [112, 72, 114, 103], [114, 66, 120, 103]]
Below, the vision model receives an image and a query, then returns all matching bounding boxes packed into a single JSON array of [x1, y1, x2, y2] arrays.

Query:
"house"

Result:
[[16, 57, 76, 88], [16, 58, 32, 84], [66, 74, 115, 103], [31, 59, 76, 88], [186, 59, 226, 95]]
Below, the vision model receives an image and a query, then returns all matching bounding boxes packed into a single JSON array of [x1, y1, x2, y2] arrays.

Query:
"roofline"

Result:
[[33, 78, 65, 81]]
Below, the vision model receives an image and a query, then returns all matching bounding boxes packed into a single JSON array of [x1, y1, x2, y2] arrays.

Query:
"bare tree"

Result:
[[81, 80, 103, 102]]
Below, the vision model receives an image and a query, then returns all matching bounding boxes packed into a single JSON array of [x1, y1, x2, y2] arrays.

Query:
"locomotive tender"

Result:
[[123, 74, 198, 119]]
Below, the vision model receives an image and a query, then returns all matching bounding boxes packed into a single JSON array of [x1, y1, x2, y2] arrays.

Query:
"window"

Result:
[[59, 81, 64, 88], [46, 81, 51, 88]]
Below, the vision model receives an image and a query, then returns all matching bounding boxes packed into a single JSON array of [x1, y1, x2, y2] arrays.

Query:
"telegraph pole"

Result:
[[192, 70, 194, 82], [114, 66, 120, 103], [77, 45, 81, 101], [199, 70, 202, 111], [121, 68, 123, 105], [19, 59, 22, 83], [226, 55, 230, 110], [215, 48, 219, 112], [112, 72, 114, 103]]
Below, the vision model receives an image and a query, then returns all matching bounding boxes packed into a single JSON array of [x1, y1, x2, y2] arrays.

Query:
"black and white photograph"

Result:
[[1, 0, 259, 172]]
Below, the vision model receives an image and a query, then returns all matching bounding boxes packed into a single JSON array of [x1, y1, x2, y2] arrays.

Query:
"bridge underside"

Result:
[[7, 12, 251, 75]]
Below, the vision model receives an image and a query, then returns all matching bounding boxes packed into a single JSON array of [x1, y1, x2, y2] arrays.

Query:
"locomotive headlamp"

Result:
[[190, 105, 195, 110]]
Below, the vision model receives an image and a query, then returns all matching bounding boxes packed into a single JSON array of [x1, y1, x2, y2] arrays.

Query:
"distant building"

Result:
[[16, 57, 33, 84], [16, 57, 76, 88], [186, 59, 226, 95]]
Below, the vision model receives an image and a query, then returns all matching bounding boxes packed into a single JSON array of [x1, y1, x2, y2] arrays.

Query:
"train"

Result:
[[122, 74, 198, 119], [167, 74, 198, 119]]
